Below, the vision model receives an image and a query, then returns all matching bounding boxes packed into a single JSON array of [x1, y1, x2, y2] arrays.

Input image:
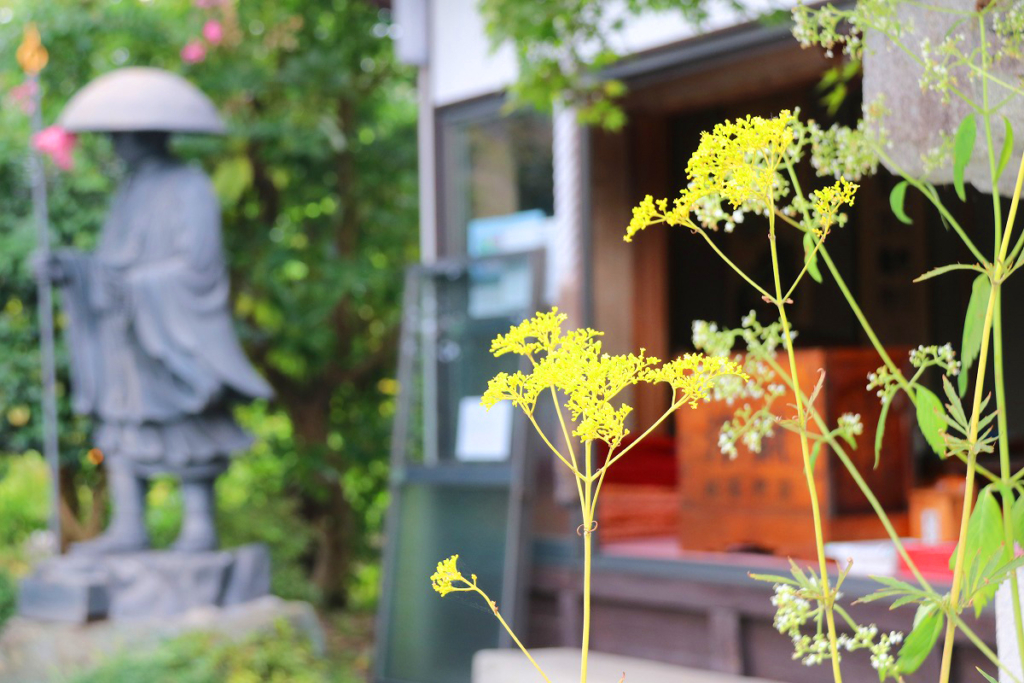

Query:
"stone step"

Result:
[[474, 648, 778, 683]]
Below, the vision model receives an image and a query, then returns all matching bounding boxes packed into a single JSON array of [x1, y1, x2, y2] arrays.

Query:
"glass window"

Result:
[[440, 106, 554, 257]]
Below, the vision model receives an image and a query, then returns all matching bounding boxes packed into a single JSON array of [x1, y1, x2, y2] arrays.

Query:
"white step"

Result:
[[473, 648, 777, 683]]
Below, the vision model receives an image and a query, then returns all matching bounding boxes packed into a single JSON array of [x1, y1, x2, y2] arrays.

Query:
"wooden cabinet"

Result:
[[676, 347, 912, 558]]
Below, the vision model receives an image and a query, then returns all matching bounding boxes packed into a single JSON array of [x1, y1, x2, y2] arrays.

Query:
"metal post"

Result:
[[19, 25, 61, 550]]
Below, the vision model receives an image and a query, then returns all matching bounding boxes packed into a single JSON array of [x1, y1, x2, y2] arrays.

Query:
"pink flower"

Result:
[[180, 40, 207, 64], [32, 126, 77, 171], [194, 0, 224, 7], [7, 81, 38, 115], [202, 20, 223, 45]]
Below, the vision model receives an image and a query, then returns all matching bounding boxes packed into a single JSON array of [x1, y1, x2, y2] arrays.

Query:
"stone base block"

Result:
[[18, 543, 270, 623], [0, 595, 323, 683]]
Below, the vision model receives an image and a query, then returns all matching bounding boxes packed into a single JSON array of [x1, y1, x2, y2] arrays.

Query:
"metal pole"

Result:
[[20, 26, 61, 550]]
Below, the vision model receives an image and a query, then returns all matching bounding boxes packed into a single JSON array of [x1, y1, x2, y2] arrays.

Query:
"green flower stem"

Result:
[[966, 61, 1024, 107], [581, 440, 593, 683], [872, 146, 989, 267], [693, 226, 774, 302], [983, 133, 1024, 681], [764, 355, 1015, 683], [526, 412, 584, 480], [940, 141, 1024, 683], [761, 353, 936, 594], [768, 207, 844, 683], [954, 612, 1022, 683], [860, 22, 978, 112], [980, 17, 1005, 259], [552, 387, 583, 471], [470, 583, 554, 683], [949, 449, 1001, 485], [815, 244, 1003, 486], [993, 290, 1024, 675], [816, 247, 910, 394], [550, 388, 588, 511], [782, 231, 827, 303], [601, 397, 685, 471], [981, 26, 1021, 664], [939, 258, 996, 683]]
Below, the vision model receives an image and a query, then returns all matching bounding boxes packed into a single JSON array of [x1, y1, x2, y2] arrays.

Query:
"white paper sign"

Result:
[[455, 396, 512, 462]]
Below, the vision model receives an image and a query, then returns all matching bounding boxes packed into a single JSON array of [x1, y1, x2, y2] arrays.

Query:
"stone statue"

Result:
[[39, 68, 273, 555]]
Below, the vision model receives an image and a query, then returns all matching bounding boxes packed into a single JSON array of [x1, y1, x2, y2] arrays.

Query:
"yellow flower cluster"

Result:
[[490, 307, 584, 357], [483, 310, 747, 450], [643, 354, 750, 408], [430, 554, 471, 597], [686, 110, 794, 206], [625, 110, 796, 242], [811, 177, 859, 236]]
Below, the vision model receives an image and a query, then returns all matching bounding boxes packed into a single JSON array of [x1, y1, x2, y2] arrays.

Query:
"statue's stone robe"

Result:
[[60, 158, 272, 478]]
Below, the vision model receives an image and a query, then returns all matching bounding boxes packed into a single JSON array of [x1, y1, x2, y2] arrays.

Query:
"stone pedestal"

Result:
[[18, 543, 270, 623], [0, 595, 324, 683]]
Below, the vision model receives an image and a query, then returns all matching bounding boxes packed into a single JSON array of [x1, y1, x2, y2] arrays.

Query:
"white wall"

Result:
[[429, 0, 788, 108], [430, 0, 518, 107]]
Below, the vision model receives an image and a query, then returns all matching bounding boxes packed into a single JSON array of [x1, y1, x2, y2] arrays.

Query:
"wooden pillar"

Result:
[[630, 113, 671, 431]]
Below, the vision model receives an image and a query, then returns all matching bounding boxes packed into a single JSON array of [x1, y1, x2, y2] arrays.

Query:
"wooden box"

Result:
[[909, 477, 968, 542], [597, 436, 678, 541], [677, 347, 912, 558]]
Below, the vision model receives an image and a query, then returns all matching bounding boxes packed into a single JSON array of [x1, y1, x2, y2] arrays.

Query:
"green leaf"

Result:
[[916, 387, 947, 457], [997, 116, 1015, 182], [809, 440, 824, 471], [875, 395, 892, 469], [748, 573, 799, 586], [942, 375, 968, 432], [953, 114, 977, 201], [871, 575, 921, 593], [889, 181, 913, 225], [211, 156, 254, 208], [978, 668, 999, 683], [1012, 494, 1024, 548], [959, 274, 991, 397], [897, 603, 943, 674], [949, 485, 1004, 616], [889, 594, 922, 610], [913, 263, 982, 283], [803, 231, 823, 283]]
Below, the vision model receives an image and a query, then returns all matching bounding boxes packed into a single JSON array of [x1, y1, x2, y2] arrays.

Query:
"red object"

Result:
[[203, 20, 224, 45], [600, 435, 676, 487], [181, 40, 207, 65], [32, 126, 77, 171], [899, 541, 956, 578]]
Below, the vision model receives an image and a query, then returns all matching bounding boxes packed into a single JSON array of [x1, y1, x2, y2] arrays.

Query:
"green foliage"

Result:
[[948, 485, 1007, 617], [896, 603, 943, 675], [70, 621, 347, 683], [959, 274, 991, 397], [888, 181, 912, 225], [942, 375, 997, 463], [479, 0, 736, 130], [952, 113, 977, 202], [979, 667, 1000, 683], [914, 386, 947, 458], [0, 450, 49, 551], [0, 567, 16, 631], [0, 0, 417, 602], [997, 117, 1015, 184]]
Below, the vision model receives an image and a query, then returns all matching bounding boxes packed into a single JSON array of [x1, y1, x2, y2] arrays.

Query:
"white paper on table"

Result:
[[455, 396, 512, 462]]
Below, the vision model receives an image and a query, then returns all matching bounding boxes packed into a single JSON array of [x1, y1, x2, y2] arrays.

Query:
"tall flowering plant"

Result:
[[429, 309, 746, 683], [624, 27, 1024, 677]]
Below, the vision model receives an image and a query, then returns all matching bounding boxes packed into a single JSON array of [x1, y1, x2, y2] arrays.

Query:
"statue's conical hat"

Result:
[[58, 67, 225, 134]]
